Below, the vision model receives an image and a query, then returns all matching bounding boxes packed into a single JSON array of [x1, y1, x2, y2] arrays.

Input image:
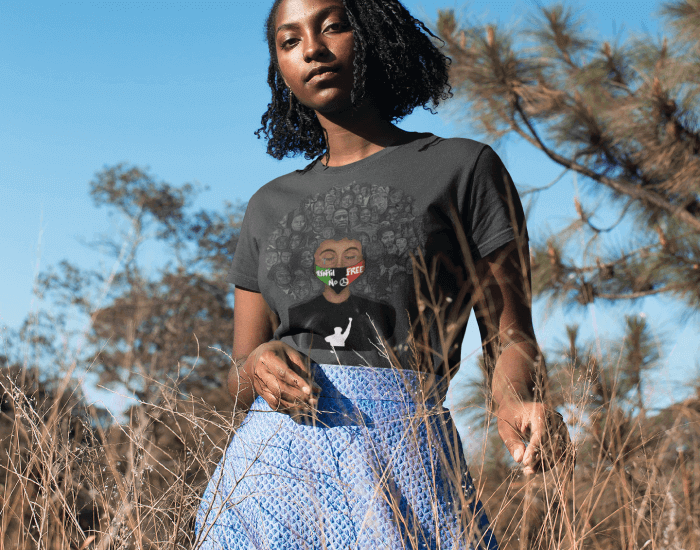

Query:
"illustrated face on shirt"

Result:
[[300, 250, 314, 268], [274, 267, 291, 287], [291, 214, 306, 232], [369, 194, 388, 215], [261, 182, 428, 307], [314, 238, 365, 300], [268, 229, 282, 247], [396, 237, 408, 255], [332, 209, 349, 230], [389, 188, 404, 205], [380, 229, 395, 248], [265, 250, 279, 268], [312, 215, 326, 233], [315, 238, 363, 269], [292, 278, 311, 300]]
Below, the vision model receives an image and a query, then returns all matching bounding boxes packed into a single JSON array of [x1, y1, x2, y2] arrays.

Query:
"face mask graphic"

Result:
[[315, 260, 365, 294]]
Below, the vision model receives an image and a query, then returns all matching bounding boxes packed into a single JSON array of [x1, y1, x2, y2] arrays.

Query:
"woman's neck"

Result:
[[316, 104, 412, 167]]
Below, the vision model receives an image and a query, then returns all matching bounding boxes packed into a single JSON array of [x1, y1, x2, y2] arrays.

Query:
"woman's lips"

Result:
[[306, 67, 340, 82]]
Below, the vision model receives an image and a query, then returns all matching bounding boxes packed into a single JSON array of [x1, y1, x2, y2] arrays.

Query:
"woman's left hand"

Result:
[[496, 397, 574, 475]]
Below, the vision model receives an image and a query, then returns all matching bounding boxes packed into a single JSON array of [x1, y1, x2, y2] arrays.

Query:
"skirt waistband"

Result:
[[310, 364, 447, 407]]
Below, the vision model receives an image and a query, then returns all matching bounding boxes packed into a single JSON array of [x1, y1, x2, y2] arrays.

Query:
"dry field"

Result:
[[1, 356, 698, 550]]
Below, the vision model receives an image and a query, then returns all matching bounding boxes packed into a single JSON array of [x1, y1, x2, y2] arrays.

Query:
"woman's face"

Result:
[[274, 0, 355, 115]]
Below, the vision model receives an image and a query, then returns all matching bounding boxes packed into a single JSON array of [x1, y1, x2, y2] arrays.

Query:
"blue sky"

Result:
[[1, 0, 696, 414]]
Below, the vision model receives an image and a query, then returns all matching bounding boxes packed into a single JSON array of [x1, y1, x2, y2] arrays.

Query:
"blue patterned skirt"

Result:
[[195, 364, 498, 550]]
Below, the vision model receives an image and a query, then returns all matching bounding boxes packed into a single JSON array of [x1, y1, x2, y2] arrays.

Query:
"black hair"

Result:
[[255, 0, 452, 160]]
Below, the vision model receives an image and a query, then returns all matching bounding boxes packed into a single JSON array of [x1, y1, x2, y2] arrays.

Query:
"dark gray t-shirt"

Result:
[[229, 133, 526, 377]]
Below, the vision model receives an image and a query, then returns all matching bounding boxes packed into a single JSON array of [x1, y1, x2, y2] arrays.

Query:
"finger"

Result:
[[285, 349, 322, 394], [257, 356, 318, 409], [277, 365, 319, 403], [260, 367, 314, 407], [498, 418, 526, 464], [255, 363, 302, 407], [258, 385, 282, 411], [543, 409, 574, 470], [523, 413, 547, 470], [277, 397, 313, 412], [258, 352, 299, 389], [258, 382, 314, 412], [277, 380, 318, 407]]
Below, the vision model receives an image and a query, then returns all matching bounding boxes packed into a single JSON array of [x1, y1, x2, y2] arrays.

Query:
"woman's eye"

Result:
[[279, 37, 298, 49], [325, 21, 350, 33]]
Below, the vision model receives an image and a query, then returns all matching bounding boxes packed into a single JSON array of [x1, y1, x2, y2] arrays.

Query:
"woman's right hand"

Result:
[[246, 341, 321, 413]]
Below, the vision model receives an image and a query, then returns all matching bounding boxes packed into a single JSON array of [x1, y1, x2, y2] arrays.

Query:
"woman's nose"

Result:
[[303, 34, 330, 62]]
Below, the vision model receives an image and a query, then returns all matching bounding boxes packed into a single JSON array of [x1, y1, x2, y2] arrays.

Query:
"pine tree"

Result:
[[436, 1, 700, 311]]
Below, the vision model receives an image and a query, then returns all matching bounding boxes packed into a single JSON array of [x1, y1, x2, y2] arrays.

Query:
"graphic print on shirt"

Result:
[[264, 183, 426, 352], [324, 318, 352, 347]]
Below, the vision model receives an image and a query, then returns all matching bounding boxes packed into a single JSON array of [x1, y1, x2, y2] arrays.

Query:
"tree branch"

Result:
[[595, 285, 681, 300], [510, 97, 700, 232]]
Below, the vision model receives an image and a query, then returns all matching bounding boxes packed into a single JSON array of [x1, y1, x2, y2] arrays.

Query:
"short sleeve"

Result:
[[465, 145, 527, 260], [227, 197, 261, 292]]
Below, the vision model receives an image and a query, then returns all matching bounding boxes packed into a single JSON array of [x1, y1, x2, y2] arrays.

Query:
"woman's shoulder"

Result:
[[407, 133, 492, 158], [246, 161, 317, 204]]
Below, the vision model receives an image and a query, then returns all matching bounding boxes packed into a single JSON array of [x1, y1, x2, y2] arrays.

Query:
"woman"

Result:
[[196, 0, 571, 548]]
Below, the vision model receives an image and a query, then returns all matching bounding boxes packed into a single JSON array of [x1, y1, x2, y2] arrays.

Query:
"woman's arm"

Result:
[[473, 240, 572, 475], [228, 287, 320, 412]]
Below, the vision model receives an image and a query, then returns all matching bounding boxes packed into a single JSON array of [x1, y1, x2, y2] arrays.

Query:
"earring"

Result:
[[288, 86, 294, 111]]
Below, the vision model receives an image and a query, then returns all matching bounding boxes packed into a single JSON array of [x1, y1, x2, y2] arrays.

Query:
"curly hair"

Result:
[[255, 0, 452, 160]]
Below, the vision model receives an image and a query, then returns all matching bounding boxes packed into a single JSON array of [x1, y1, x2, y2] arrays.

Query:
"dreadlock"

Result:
[[255, 0, 452, 160]]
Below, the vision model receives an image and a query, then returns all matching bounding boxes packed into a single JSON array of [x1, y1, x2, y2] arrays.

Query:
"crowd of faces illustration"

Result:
[[265, 183, 425, 302]]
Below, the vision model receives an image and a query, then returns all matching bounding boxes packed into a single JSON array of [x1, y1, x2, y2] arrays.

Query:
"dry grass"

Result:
[[1, 355, 698, 550], [0, 365, 238, 550], [457, 370, 700, 550]]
